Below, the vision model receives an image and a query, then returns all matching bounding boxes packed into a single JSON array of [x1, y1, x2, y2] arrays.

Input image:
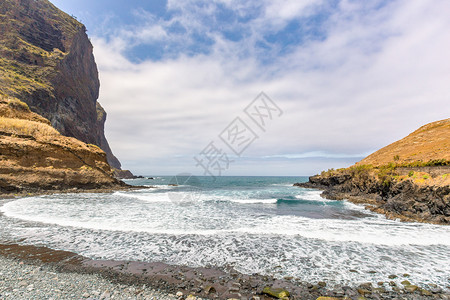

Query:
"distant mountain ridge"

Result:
[[0, 0, 121, 169]]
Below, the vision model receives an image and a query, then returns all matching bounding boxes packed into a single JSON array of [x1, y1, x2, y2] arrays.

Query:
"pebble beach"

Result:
[[0, 256, 178, 300], [0, 243, 449, 300]]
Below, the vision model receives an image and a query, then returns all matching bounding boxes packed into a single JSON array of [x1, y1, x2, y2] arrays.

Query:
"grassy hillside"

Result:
[[357, 118, 450, 167]]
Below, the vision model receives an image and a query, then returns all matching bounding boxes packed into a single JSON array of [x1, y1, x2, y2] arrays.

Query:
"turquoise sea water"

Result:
[[0, 176, 449, 288]]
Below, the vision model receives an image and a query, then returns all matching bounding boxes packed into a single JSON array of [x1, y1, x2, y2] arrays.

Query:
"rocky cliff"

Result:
[[296, 118, 450, 224], [0, 0, 121, 169], [0, 96, 125, 194]]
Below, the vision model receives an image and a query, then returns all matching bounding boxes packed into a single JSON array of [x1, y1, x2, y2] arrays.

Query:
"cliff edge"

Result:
[[0, 96, 125, 194], [296, 118, 450, 224], [0, 0, 121, 169]]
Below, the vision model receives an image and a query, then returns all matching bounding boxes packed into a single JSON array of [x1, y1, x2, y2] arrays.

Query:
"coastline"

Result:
[[295, 182, 437, 225], [0, 191, 449, 299], [295, 167, 450, 225], [0, 184, 150, 200]]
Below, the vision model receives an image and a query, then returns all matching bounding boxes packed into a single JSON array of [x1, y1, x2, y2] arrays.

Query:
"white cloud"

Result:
[[94, 0, 450, 175]]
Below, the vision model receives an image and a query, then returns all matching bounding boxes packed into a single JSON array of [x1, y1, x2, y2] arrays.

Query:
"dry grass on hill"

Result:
[[357, 118, 450, 166], [0, 117, 59, 138], [0, 96, 59, 139]]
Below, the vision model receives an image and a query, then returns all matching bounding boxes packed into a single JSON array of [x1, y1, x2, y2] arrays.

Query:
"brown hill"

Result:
[[357, 118, 450, 166], [296, 119, 450, 224], [0, 96, 124, 194], [0, 0, 121, 169]]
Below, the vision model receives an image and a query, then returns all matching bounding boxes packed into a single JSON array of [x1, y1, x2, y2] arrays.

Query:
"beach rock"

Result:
[[372, 287, 385, 294], [332, 289, 345, 297], [262, 287, 290, 299], [357, 288, 371, 296], [420, 289, 433, 296], [318, 281, 327, 287], [204, 285, 216, 295], [388, 275, 398, 279], [404, 285, 418, 293], [176, 291, 183, 297], [401, 280, 411, 286], [359, 283, 372, 291], [310, 285, 320, 291]]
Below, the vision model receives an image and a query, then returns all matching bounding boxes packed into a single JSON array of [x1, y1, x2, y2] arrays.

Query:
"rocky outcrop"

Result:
[[113, 169, 137, 179], [0, 97, 125, 194], [0, 0, 121, 169], [296, 168, 450, 224], [296, 119, 450, 225]]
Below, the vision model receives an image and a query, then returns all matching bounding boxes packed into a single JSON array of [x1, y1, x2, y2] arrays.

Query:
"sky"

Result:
[[50, 0, 450, 176]]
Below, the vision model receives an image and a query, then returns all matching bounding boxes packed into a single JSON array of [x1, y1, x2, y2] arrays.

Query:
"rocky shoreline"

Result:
[[0, 185, 146, 200], [295, 167, 450, 225], [0, 240, 448, 300]]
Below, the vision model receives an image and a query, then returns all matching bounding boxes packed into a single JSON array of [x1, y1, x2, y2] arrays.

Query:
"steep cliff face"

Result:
[[0, 97, 125, 194], [0, 0, 121, 169]]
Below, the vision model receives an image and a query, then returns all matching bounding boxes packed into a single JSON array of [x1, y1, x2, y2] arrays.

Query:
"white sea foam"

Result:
[[1, 189, 449, 289], [152, 184, 178, 190], [228, 198, 278, 204], [296, 190, 332, 201], [2, 194, 449, 246], [113, 191, 172, 202], [271, 183, 295, 187], [116, 190, 279, 205]]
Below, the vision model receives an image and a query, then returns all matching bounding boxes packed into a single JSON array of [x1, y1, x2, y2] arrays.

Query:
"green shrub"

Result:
[[401, 159, 450, 167]]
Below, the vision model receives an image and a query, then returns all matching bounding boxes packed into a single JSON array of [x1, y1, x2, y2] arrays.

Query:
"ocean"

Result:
[[0, 176, 449, 288]]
